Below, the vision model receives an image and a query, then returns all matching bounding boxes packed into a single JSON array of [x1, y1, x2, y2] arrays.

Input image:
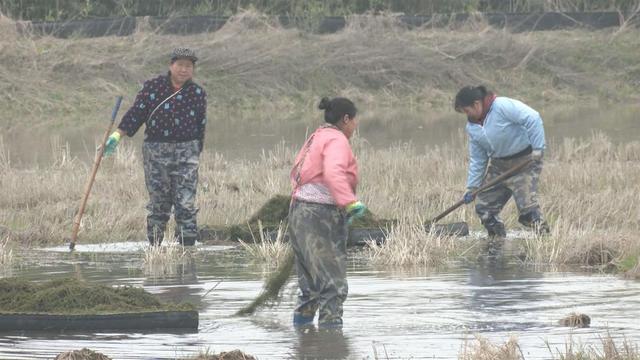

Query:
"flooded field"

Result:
[[1, 242, 639, 359], [3, 105, 639, 165]]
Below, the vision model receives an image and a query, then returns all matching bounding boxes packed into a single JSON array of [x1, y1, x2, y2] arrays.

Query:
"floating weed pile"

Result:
[[0, 277, 190, 314], [203, 195, 292, 243], [143, 240, 191, 278]]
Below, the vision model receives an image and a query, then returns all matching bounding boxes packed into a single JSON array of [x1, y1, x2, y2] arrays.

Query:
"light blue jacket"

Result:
[[466, 97, 546, 189]]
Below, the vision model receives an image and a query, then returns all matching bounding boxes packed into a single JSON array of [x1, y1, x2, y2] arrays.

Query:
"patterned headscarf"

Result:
[[170, 47, 198, 63]]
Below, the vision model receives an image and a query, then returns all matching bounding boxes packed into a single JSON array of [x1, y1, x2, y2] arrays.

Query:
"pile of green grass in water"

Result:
[[0, 278, 194, 314], [236, 251, 295, 316], [208, 195, 394, 242]]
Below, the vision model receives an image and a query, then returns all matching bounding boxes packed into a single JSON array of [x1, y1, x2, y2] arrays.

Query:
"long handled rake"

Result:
[[429, 158, 534, 225], [69, 96, 123, 251]]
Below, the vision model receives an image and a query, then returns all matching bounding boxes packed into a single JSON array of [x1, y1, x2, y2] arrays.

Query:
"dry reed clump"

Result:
[[238, 220, 290, 265], [366, 222, 460, 267], [143, 240, 192, 278], [54, 348, 112, 360], [185, 349, 256, 360], [459, 335, 524, 360], [460, 333, 640, 360], [546, 333, 640, 360]]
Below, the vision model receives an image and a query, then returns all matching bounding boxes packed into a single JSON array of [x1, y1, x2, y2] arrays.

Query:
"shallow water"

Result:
[[5, 105, 639, 165], [0, 242, 639, 359]]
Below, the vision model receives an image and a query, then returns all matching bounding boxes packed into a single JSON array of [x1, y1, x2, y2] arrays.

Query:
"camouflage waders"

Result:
[[476, 155, 549, 238], [288, 200, 348, 328], [143, 140, 200, 246]]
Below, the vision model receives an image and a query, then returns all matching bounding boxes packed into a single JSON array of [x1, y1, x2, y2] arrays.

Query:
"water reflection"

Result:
[[144, 255, 202, 308], [1, 245, 640, 359], [4, 105, 639, 165], [467, 257, 549, 332], [292, 328, 351, 360]]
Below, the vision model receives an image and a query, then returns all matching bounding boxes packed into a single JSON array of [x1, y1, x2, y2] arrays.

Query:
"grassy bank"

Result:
[[1, 11, 639, 136]]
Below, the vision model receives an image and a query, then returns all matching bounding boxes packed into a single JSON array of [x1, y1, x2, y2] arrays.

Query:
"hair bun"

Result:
[[318, 97, 331, 111]]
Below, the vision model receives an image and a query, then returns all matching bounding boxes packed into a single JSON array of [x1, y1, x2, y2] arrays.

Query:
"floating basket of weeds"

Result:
[[199, 195, 468, 245], [0, 278, 198, 331]]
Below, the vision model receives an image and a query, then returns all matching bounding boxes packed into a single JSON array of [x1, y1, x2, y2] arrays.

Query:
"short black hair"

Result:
[[454, 85, 489, 112], [318, 97, 357, 124]]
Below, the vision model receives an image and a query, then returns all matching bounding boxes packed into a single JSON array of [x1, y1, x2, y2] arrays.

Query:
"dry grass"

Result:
[[625, 257, 640, 279], [143, 240, 192, 278], [366, 222, 461, 267], [238, 220, 291, 265], [1, 11, 640, 136], [1, 131, 639, 269], [459, 335, 524, 360], [0, 236, 13, 275], [547, 333, 640, 360], [459, 334, 640, 360]]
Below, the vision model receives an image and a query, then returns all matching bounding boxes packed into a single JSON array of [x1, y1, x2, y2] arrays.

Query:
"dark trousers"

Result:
[[142, 140, 200, 245], [476, 156, 546, 235], [288, 200, 349, 326]]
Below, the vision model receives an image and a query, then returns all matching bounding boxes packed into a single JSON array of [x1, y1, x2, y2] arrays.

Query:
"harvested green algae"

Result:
[[0, 277, 194, 314], [202, 194, 394, 242]]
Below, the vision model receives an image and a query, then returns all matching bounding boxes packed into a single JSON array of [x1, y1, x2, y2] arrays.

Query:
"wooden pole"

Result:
[[70, 96, 123, 250]]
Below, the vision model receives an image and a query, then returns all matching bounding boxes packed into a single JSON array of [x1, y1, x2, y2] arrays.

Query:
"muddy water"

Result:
[[4, 105, 639, 165], [0, 243, 639, 359]]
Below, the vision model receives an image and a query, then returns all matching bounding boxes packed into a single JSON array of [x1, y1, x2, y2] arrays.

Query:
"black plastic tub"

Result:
[[0, 310, 198, 332]]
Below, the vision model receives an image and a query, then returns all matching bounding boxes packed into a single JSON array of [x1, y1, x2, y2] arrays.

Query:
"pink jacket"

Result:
[[291, 126, 358, 208]]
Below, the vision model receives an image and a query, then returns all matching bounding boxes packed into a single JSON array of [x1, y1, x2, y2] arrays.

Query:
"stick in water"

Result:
[[69, 96, 123, 250]]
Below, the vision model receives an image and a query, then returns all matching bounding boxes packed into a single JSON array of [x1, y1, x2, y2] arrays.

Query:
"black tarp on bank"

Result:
[[15, 12, 630, 38], [0, 310, 199, 332]]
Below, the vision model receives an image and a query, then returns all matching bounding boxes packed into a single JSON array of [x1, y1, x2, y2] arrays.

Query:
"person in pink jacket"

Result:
[[289, 97, 367, 329]]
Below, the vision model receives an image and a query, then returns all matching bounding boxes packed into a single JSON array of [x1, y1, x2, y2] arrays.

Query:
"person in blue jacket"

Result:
[[455, 85, 549, 238]]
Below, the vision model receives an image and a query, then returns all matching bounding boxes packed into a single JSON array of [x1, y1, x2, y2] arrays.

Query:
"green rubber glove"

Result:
[[345, 201, 367, 225], [103, 131, 121, 156]]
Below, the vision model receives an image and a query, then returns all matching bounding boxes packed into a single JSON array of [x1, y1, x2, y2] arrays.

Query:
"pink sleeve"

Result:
[[322, 137, 357, 208]]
